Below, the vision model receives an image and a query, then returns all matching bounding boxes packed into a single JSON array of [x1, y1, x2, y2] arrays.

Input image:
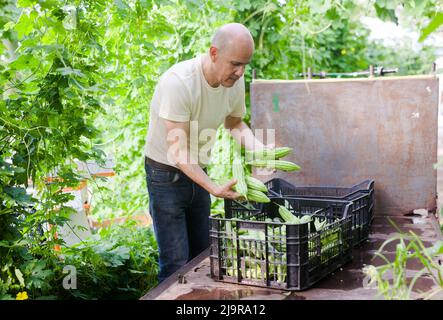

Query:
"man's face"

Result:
[[212, 42, 253, 87]]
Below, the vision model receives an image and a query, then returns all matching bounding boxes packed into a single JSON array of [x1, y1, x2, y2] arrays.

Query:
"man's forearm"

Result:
[[163, 118, 239, 199], [173, 151, 217, 194], [179, 163, 217, 194], [228, 121, 266, 151], [173, 152, 240, 200]]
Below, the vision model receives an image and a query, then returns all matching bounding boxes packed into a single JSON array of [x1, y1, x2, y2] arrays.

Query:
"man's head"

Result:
[[209, 23, 254, 88]]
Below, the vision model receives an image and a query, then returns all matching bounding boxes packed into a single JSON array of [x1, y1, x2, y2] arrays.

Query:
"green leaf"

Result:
[[26, 260, 53, 286], [17, 0, 35, 8], [0, 165, 14, 176], [9, 54, 40, 70], [3, 22, 15, 31], [419, 13, 443, 42], [107, 246, 130, 266], [0, 241, 12, 248], [4, 186, 32, 204], [326, 7, 339, 20], [15, 11, 38, 38], [14, 167, 26, 174], [236, 0, 251, 11], [374, 3, 398, 24]]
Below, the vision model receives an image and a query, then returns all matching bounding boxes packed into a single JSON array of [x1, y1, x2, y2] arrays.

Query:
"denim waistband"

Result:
[[145, 157, 207, 174], [145, 157, 180, 173]]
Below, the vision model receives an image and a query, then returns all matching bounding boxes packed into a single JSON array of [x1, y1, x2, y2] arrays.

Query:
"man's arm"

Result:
[[224, 115, 270, 151], [164, 119, 241, 200]]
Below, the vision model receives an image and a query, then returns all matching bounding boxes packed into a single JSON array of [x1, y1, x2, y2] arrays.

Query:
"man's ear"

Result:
[[209, 46, 218, 62]]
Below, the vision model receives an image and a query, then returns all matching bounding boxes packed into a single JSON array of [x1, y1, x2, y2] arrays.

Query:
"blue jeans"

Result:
[[145, 162, 211, 283]]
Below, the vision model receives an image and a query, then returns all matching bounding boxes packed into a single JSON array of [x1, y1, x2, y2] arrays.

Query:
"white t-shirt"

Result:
[[144, 55, 246, 168]]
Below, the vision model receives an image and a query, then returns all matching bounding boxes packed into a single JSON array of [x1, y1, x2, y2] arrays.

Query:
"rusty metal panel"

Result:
[[250, 76, 439, 215]]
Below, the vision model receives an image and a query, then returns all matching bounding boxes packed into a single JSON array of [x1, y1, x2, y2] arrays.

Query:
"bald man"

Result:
[[144, 23, 267, 282]]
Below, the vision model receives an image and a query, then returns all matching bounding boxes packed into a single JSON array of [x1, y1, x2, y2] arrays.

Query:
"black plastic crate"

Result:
[[265, 178, 374, 199], [265, 178, 374, 246], [209, 197, 353, 291]]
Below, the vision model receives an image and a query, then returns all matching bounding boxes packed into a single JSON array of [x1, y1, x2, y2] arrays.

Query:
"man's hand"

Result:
[[211, 179, 242, 200]]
